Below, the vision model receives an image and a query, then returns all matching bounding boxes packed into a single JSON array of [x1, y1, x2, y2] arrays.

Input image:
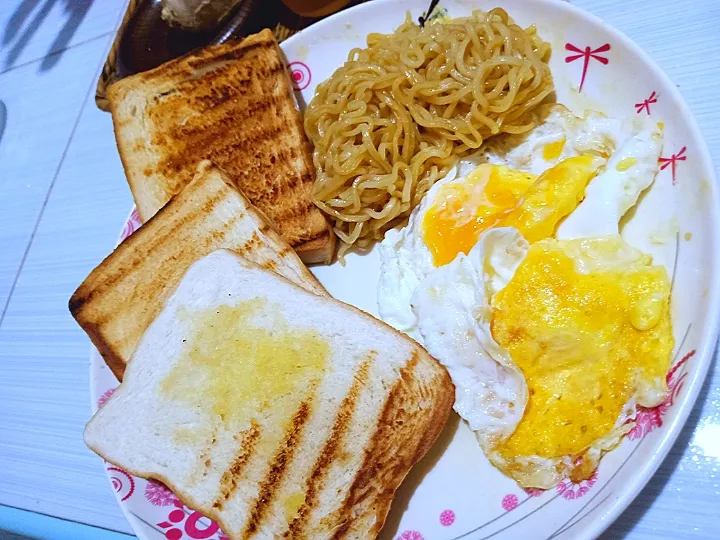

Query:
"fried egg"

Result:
[[411, 228, 530, 442], [483, 104, 663, 238], [377, 106, 672, 488], [488, 236, 672, 486], [412, 231, 672, 488], [378, 155, 605, 337]]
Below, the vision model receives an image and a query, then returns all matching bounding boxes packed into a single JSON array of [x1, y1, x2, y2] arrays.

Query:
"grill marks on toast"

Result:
[[108, 29, 334, 262], [237, 231, 264, 257], [193, 426, 219, 486], [81, 242, 455, 538], [287, 354, 375, 537], [214, 421, 262, 511], [330, 351, 424, 539], [244, 401, 312, 536], [69, 187, 228, 324], [270, 192, 316, 222], [130, 34, 322, 248], [70, 164, 327, 382]]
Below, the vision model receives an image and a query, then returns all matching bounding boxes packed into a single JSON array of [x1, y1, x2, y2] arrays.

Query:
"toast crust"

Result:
[[70, 162, 326, 381], [108, 29, 334, 264]]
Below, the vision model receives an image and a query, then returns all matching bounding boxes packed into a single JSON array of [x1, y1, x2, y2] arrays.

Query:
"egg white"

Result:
[[377, 167, 459, 338], [410, 228, 529, 442], [557, 116, 662, 239], [478, 105, 626, 173]]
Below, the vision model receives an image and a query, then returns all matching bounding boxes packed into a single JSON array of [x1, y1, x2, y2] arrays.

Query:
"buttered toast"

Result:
[[70, 161, 326, 381], [108, 29, 334, 264], [84, 249, 454, 539]]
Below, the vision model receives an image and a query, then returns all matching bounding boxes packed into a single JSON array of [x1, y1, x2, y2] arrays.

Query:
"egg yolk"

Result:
[[491, 238, 673, 460], [422, 156, 602, 267], [497, 155, 601, 243], [616, 157, 637, 171], [543, 138, 566, 161], [422, 164, 537, 266]]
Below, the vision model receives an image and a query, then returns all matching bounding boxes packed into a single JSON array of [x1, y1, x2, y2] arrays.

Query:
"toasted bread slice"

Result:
[[108, 29, 335, 264], [70, 161, 326, 381], [84, 249, 453, 539]]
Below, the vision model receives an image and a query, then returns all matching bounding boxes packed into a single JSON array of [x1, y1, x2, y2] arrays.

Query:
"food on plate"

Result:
[[378, 105, 662, 335], [79, 0, 686, 527], [482, 105, 664, 239], [410, 231, 672, 488], [70, 161, 326, 381], [422, 155, 604, 266], [377, 105, 672, 487], [304, 9, 553, 256], [108, 29, 335, 264], [84, 249, 454, 539], [160, 0, 244, 31], [489, 236, 672, 486]]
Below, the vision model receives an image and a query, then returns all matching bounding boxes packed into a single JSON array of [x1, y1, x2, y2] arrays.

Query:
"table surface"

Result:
[[1, 0, 718, 538]]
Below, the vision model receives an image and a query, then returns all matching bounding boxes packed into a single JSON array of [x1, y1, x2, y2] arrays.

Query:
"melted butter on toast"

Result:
[[160, 298, 329, 427]]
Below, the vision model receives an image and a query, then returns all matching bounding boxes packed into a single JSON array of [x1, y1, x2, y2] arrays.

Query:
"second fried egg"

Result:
[[488, 236, 673, 486]]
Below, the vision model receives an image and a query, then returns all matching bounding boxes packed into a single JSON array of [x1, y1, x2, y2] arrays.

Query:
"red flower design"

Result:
[[397, 531, 425, 540], [501, 493, 519, 511], [107, 467, 134, 501], [439, 509, 455, 526], [565, 43, 611, 92], [145, 479, 178, 506], [97, 388, 116, 409], [557, 470, 597, 500], [635, 91, 658, 115], [659, 146, 687, 184], [157, 499, 224, 539], [397, 531, 424, 540], [523, 487, 545, 497], [628, 350, 695, 439], [635, 92, 657, 116], [120, 210, 141, 241], [627, 406, 663, 440]]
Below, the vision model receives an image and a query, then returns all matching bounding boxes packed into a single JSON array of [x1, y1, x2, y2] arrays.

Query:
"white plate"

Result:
[[90, 1, 720, 539]]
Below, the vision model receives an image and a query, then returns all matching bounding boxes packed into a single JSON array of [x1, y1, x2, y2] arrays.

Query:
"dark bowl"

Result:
[[115, 0, 261, 78]]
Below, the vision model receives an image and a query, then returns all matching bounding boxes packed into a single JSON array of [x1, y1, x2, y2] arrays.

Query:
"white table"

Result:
[[0, 0, 718, 538]]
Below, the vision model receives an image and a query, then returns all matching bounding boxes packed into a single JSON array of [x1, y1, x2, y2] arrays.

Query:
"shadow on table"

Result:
[[600, 343, 718, 539], [0, 100, 6, 148], [0, 531, 34, 540], [2, 0, 94, 72]]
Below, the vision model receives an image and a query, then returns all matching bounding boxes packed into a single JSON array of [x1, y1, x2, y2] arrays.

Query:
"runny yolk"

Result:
[[497, 155, 601, 243], [422, 155, 602, 266], [543, 138, 566, 161], [421, 164, 537, 266]]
